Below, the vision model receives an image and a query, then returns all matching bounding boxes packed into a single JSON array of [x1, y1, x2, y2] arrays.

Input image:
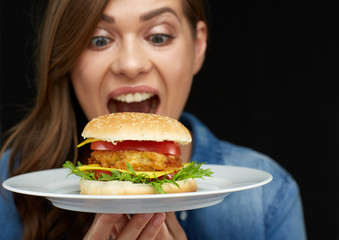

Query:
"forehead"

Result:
[[103, 0, 186, 22]]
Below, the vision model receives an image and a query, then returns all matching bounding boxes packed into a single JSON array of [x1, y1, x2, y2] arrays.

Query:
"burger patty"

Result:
[[88, 150, 182, 171]]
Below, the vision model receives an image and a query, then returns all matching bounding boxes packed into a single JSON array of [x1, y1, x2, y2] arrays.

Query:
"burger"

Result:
[[63, 112, 213, 195]]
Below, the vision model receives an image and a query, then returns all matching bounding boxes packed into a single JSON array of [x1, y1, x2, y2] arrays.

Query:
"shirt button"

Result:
[[179, 211, 188, 221]]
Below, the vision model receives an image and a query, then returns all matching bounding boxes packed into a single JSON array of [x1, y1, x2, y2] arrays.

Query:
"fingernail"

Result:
[[141, 213, 154, 220], [152, 213, 166, 226], [107, 214, 123, 220]]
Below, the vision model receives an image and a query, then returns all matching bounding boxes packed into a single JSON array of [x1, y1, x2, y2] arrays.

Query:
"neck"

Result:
[[181, 142, 193, 163]]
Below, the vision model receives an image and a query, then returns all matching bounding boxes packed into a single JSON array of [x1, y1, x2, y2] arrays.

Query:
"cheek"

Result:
[[160, 41, 195, 85], [70, 70, 94, 119], [71, 52, 104, 87], [70, 53, 108, 119], [156, 44, 195, 118]]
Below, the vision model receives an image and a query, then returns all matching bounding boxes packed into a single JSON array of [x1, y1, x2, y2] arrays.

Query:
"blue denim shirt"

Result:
[[177, 112, 306, 240], [0, 112, 306, 240], [0, 151, 22, 239]]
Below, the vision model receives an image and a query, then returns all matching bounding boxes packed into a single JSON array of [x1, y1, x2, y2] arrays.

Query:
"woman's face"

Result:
[[71, 0, 207, 120]]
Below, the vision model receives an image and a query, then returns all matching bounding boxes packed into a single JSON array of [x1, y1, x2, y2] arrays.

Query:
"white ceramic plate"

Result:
[[2, 164, 272, 213]]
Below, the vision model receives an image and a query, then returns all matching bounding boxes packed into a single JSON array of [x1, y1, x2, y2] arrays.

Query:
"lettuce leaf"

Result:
[[63, 161, 213, 194]]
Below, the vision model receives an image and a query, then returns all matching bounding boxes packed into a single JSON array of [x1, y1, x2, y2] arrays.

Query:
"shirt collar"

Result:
[[180, 112, 221, 164]]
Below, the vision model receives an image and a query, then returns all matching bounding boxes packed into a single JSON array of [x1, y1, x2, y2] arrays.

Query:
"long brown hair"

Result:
[[1, 0, 108, 239], [0, 0, 207, 239]]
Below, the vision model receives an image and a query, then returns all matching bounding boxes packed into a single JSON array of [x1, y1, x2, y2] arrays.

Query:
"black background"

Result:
[[1, 1, 338, 239]]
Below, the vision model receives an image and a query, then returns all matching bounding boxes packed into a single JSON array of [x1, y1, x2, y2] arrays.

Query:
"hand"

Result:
[[84, 212, 187, 240]]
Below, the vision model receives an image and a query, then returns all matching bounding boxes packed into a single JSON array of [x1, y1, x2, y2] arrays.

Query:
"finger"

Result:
[[116, 213, 154, 239], [154, 220, 170, 240], [138, 213, 166, 240], [164, 212, 187, 240], [111, 214, 131, 238], [84, 213, 123, 240]]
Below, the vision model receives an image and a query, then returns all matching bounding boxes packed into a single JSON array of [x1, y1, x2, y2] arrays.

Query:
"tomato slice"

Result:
[[90, 140, 181, 156], [94, 170, 113, 180]]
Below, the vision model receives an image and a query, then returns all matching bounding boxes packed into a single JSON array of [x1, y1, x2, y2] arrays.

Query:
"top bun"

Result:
[[81, 112, 192, 145]]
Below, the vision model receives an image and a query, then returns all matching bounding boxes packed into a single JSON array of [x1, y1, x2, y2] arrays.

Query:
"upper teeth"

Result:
[[114, 92, 154, 103]]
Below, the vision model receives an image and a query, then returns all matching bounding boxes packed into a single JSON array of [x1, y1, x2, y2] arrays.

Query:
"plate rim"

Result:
[[2, 164, 273, 200]]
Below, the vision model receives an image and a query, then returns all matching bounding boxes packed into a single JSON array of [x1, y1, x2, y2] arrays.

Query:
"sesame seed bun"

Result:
[[81, 112, 192, 145]]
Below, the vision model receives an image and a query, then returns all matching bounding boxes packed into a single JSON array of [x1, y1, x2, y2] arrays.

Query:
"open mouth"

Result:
[[108, 92, 159, 114]]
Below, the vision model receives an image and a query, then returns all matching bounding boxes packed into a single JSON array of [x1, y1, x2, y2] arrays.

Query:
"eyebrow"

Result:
[[101, 7, 180, 24], [101, 14, 115, 23], [140, 7, 180, 22]]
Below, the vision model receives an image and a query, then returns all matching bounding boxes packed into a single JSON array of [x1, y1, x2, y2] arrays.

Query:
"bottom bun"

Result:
[[80, 178, 197, 195]]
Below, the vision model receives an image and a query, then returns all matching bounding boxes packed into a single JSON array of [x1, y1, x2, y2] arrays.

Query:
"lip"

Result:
[[106, 86, 160, 114]]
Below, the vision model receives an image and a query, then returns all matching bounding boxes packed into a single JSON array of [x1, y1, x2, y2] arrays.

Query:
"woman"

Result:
[[0, 0, 306, 239]]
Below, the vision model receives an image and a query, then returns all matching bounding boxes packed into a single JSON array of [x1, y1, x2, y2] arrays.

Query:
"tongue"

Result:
[[115, 98, 152, 113]]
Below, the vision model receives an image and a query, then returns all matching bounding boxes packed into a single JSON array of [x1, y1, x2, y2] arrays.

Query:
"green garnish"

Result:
[[63, 161, 213, 194]]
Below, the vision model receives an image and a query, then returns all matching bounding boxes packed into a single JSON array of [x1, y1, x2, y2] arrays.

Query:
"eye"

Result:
[[89, 36, 112, 49], [148, 34, 174, 46]]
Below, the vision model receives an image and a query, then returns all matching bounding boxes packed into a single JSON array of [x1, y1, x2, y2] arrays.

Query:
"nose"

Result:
[[111, 39, 152, 79]]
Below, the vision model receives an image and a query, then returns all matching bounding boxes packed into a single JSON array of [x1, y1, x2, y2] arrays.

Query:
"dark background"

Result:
[[1, 1, 338, 239]]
